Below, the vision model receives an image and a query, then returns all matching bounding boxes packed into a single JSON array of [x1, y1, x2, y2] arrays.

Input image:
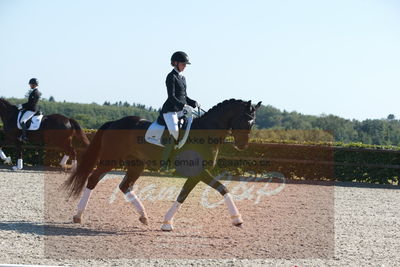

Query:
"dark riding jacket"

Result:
[[22, 88, 41, 112], [161, 69, 197, 113]]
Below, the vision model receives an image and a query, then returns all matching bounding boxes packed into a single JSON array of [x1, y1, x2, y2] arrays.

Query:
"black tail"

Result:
[[64, 121, 113, 198], [69, 118, 90, 147]]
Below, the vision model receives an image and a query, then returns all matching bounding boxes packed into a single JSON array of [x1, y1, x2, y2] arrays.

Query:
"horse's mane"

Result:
[[201, 98, 244, 117], [0, 98, 13, 108], [0, 97, 12, 106]]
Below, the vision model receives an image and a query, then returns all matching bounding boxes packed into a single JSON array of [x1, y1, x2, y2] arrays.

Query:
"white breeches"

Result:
[[20, 110, 36, 124], [163, 111, 183, 141]]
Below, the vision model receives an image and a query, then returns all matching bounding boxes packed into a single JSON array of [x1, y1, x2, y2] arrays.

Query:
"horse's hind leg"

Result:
[[60, 138, 77, 171], [73, 166, 112, 223], [0, 147, 11, 164], [119, 163, 147, 225], [1, 134, 13, 165]]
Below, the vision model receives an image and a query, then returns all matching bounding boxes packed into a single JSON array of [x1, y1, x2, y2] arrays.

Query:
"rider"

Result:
[[160, 51, 198, 170], [18, 78, 41, 143]]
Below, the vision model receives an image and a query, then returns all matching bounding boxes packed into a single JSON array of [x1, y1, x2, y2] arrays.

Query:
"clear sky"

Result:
[[0, 0, 399, 120]]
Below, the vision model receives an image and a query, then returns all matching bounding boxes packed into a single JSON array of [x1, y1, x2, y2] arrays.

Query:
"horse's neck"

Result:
[[0, 100, 16, 123], [0, 101, 7, 122], [193, 105, 236, 141], [196, 104, 235, 130]]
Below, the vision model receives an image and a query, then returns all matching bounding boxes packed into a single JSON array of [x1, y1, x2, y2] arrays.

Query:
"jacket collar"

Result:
[[173, 68, 183, 77]]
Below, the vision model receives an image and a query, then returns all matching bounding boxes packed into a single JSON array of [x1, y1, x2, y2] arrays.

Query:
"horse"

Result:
[[64, 99, 262, 231], [0, 98, 90, 170]]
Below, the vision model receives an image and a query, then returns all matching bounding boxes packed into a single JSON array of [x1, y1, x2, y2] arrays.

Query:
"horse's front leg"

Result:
[[200, 169, 243, 227], [11, 142, 23, 171], [161, 177, 200, 231], [0, 147, 12, 165]]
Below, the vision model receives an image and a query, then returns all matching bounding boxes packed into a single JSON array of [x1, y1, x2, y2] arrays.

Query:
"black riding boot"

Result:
[[160, 136, 176, 172], [18, 122, 28, 143]]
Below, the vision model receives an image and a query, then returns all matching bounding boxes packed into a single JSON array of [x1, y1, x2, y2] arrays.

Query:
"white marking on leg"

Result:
[[0, 149, 7, 160], [17, 158, 23, 169], [75, 188, 92, 218], [0, 149, 11, 164], [59, 155, 69, 167], [125, 191, 148, 225], [71, 159, 77, 171], [161, 201, 181, 231], [12, 159, 22, 171], [224, 193, 239, 215], [12, 159, 23, 171], [224, 193, 243, 226], [125, 191, 146, 216]]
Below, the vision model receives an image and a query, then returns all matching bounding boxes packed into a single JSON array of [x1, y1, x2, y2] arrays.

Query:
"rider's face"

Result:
[[177, 62, 186, 72], [29, 83, 36, 89]]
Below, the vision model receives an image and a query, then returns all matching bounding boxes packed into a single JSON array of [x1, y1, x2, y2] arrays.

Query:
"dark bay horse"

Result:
[[65, 99, 261, 231], [0, 98, 90, 170]]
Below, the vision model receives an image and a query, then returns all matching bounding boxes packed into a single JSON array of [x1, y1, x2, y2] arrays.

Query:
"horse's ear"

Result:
[[255, 101, 262, 109], [247, 100, 252, 107]]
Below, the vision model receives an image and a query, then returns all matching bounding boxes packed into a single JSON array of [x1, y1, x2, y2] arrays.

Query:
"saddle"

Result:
[[145, 107, 193, 149], [17, 110, 44, 130]]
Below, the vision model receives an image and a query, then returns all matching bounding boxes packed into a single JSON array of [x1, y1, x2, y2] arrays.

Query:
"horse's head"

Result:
[[195, 99, 262, 150], [230, 100, 262, 151]]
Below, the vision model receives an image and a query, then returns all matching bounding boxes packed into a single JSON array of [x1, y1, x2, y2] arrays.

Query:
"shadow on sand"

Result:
[[0, 221, 122, 237]]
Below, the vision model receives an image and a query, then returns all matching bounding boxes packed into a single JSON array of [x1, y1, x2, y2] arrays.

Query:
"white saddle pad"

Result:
[[17, 110, 44, 130], [144, 115, 194, 149], [144, 120, 166, 147]]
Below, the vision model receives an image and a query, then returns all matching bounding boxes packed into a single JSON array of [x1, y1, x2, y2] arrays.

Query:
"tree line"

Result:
[[2, 98, 400, 146], [4, 97, 158, 129], [255, 105, 400, 146]]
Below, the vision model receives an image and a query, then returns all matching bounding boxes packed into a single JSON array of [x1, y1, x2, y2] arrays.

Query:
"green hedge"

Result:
[[216, 141, 400, 184]]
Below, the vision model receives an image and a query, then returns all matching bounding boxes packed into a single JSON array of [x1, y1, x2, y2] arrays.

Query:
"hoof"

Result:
[[60, 164, 68, 171], [73, 215, 82, 223], [11, 166, 20, 171], [232, 215, 243, 227], [161, 223, 173, 231], [139, 216, 148, 225], [234, 222, 243, 228], [4, 157, 11, 165]]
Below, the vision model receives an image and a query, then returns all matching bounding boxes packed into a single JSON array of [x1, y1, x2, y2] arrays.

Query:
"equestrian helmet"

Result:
[[29, 78, 39, 85], [171, 51, 191, 64]]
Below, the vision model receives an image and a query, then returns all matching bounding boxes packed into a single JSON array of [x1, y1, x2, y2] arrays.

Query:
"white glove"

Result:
[[17, 104, 22, 110]]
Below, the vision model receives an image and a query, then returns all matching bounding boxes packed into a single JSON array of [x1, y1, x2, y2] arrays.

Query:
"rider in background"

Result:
[[18, 78, 41, 143], [160, 51, 198, 170]]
